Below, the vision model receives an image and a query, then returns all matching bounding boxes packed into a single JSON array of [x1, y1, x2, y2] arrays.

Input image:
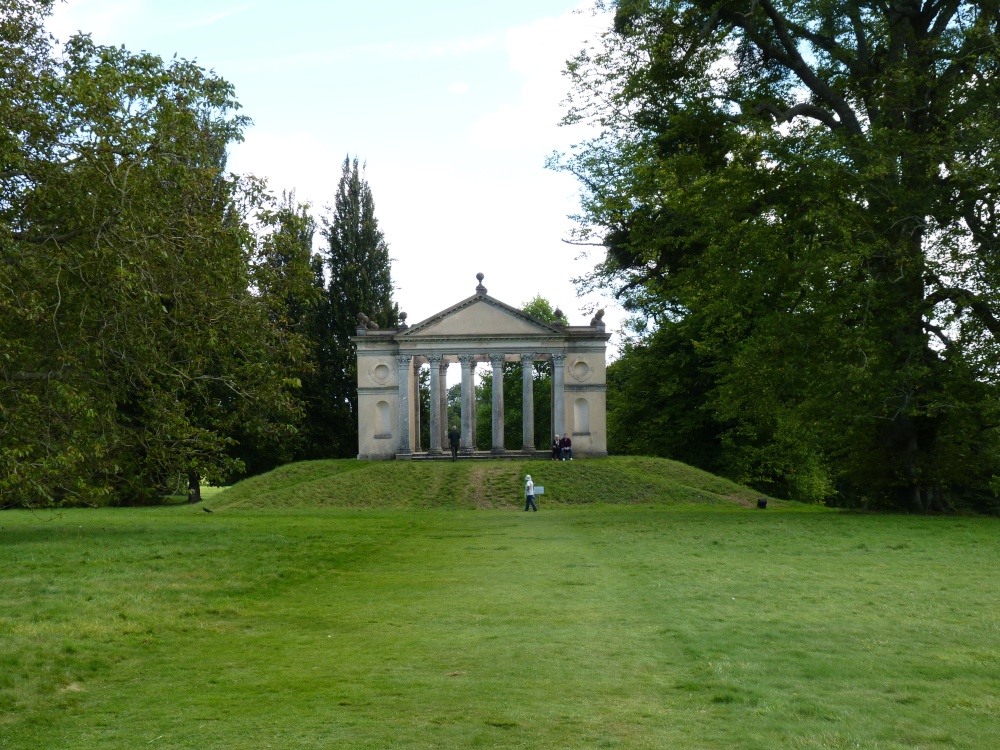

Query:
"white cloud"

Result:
[[449, 82, 470, 96], [378, 35, 499, 60], [227, 129, 341, 218], [46, 0, 144, 44], [174, 4, 258, 31], [48, 0, 258, 42], [250, 34, 500, 73], [468, 6, 607, 152], [229, 4, 623, 353]]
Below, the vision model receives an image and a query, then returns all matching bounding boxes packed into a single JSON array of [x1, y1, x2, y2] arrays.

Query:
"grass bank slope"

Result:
[[210, 456, 812, 511]]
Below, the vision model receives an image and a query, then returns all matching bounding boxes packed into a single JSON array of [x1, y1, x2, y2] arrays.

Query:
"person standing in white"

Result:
[[524, 474, 538, 512]]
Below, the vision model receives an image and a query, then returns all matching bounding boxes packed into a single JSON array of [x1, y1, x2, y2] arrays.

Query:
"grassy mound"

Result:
[[209, 456, 814, 511]]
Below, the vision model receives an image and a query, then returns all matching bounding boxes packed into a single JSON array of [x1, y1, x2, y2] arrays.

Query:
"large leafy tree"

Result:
[[1, 3, 304, 506], [299, 156, 398, 459], [558, 1, 1000, 510], [220, 192, 319, 484]]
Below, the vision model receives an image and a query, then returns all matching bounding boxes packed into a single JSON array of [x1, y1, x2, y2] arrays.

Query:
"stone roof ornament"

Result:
[[590, 309, 605, 328], [356, 312, 370, 335], [398, 312, 408, 330], [554, 307, 565, 327], [475, 272, 487, 295]]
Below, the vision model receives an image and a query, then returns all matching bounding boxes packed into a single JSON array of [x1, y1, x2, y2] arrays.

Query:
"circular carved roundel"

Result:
[[370, 362, 392, 385], [570, 360, 592, 382]]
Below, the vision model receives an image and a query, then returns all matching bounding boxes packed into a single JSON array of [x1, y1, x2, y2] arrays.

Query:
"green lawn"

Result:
[[2, 461, 998, 748]]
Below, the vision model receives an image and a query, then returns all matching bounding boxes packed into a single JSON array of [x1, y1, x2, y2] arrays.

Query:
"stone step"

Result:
[[408, 450, 553, 461]]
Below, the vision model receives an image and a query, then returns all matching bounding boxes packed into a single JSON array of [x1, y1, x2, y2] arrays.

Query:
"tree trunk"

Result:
[[187, 470, 202, 504]]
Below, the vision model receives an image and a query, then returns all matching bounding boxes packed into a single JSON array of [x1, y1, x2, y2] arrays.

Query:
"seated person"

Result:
[[551, 436, 561, 460], [560, 433, 573, 460]]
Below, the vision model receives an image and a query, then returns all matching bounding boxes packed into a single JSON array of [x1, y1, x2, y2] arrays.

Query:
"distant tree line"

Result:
[[557, 1, 1000, 513], [1, 1, 395, 507]]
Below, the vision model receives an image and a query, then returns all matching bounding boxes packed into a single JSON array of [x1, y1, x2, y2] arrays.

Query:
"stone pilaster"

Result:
[[396, 354, 412, 455], [490, 353, 506, 453], [520, 353, 535, 450], [470, 362, 478, 450], [458, 354, 475, 453], [552, 353, 566, 440], [427, 355, 443, 454]]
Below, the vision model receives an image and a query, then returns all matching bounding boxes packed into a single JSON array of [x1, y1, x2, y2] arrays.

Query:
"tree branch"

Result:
[[612, 259, 668, 299], [961, 205, 1000, 260], [934, 7, 1000, 97], [8, 228, 85, 245], [561, 239, 607, 247], [925, 286, 1000, 338], [921, 320, 956, 351], [10, 371, 63, 382], [928, 1, 962, 37], [847, 1, 871, 69], [781, 18, 864, 76], [754, 101, 843, 131], [846, 1, 881, 124], [736, 0, 865, 135]]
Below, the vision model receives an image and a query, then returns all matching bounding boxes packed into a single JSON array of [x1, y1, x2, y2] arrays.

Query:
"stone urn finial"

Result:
[[475, 272, 487, 295], [554, 307, 564, 326], [398, 312, 408, 330]]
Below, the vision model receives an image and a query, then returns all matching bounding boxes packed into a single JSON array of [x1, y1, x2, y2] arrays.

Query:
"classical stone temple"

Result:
[[354, 274, 610, 459]]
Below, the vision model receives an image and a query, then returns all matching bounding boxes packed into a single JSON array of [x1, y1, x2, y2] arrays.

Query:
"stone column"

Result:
[[470, 360, 478, 450], [458, 354, 475, 453], [427, 355, 442, 454], [552, 353, 566, 440], [520, 353, 535, 450], [439, 360, 449, 448], [490, 353, 505, 453], [396, 354, 412, 455], [412, 362, 422, 453]]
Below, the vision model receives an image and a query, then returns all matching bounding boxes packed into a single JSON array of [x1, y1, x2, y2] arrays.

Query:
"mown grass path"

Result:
[[2, 504, 999, 748]]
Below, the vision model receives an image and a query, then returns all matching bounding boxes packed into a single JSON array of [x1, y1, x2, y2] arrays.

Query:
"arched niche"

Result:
[[375, 400, 391, 437], [574, 397, 590, 434]]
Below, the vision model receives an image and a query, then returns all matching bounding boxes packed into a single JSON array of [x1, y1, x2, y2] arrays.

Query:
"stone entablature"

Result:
[[353, 274, 610, 460]]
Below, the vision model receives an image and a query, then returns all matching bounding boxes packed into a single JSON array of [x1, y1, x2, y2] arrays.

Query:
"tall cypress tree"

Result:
[[299, 156, 398, 459]]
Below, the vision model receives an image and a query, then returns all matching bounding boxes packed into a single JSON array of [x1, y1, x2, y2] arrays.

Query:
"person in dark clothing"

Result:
[[448, 425, 461, 461], [551, 436, 560, 460], [560, 433, 573, 461]]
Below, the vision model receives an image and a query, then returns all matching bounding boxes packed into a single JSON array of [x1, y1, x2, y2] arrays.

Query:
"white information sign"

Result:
[[534, 486, 544, 495]]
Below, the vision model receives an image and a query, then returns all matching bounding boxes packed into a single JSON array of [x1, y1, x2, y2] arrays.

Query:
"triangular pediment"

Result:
[[401, 295, 559, 338]]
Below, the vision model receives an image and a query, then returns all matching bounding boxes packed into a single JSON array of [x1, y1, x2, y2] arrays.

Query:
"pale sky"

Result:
[[47, 0, 621, 351]]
